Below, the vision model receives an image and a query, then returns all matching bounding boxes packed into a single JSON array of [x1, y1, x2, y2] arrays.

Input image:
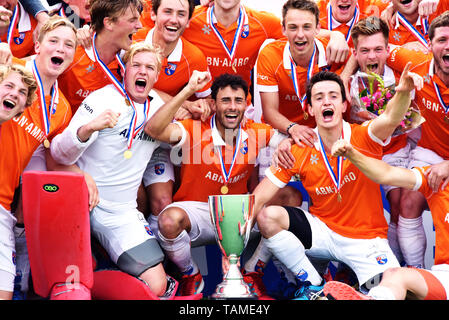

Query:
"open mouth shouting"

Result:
[[50, 56, 64, 67], [322, 108, 335, 122], [338, 4, 351, 13], [165, 25, 179, 34], [3, 99, 16, 109], [294, 40, 308, 51], [400, 0, 413, 5], [443, 54, 449, 66], [134, 78, 147, 93]]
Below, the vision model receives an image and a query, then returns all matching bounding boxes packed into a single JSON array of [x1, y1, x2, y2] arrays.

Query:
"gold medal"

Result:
[[303, 111, 309, 120], [125, 98, 131, 106], [220, 185, 229, 195], [124, 150, 132, 159], [337, 192, 342, 202], [232, 65, 237, 73], [43, 139, 50, 148]]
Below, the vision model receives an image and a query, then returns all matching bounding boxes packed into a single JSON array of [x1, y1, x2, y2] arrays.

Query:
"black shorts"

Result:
[[283, 206, 312, 249]]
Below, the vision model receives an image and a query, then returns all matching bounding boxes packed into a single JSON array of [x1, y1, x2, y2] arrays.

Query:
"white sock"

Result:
[[158, 230, 198, 275], [397, 216, 426, 268], [387, 222, 404, 264], [368, 286, 396, 300], [243, 237, 272, 273], [264, 230, 322, 286]]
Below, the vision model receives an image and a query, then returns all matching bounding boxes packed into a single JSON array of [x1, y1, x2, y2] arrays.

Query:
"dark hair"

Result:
[[152, 0, 196, 20], [306, 71, 347, 104], [89, 0, 144, 33], [211, 73, 248, 100], [351, 16, 389, 48], [429, 10, 449, 41], [282, 0, 320, 27]]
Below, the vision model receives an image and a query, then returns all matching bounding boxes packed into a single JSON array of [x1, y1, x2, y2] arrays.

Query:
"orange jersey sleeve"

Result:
[[389, 47, 449, 158], [58, 46, 121, 114], [182, 5, 283, 93], [0, 90, 71, 211], [154, 37, 212, 98], [414, 166, 449, 265], [267, 121, 388, 239], [173, 118, 273, 202], [140, 0, 155, 29]]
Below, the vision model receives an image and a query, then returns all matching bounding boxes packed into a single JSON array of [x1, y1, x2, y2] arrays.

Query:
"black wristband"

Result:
[[286, 122, 297, 135]]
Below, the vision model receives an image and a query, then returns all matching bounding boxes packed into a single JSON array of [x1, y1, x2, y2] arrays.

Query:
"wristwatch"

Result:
[[286, 122, 297, 135]]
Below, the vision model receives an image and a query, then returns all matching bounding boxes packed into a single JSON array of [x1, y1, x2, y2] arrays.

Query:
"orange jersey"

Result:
[[0, 91, 72, 211], [173, 117, 275, 202], [388, 2, 448, 47], [1, 3, 38, 58], [140, 0, 155, 29], [317, 0, 390, 48], [58, 45, 121, 114], [414, 166, 449, 265], [388, 47, 449, 159], [256, 37, 343, 126], [267, 121, 388, 239], [182, 5, 284, 97], [143, 28, 212, 98]]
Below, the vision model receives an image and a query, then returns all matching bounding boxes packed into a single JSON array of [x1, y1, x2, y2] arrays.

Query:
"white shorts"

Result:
[[428, 264, 449, 299], [161, 201, 259, 248], [408, 146, 444, 169], [142, 147, 174, 187], [381, 143, 411, 194], [302, 210, 400, 286], [0, 205, 17, 292], [90, 198, 157, 263]]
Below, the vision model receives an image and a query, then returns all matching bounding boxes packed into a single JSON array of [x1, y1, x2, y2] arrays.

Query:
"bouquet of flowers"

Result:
[[350, 70, 425, 136]]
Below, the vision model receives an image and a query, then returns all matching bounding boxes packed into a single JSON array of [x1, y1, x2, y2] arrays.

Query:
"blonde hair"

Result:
[[37, 15, 78, 45], [122, 42, 163, 72], [0, 64, 37, 107]]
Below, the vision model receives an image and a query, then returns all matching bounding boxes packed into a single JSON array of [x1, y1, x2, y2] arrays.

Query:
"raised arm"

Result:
[[370, 62, 423, 141], [145, 70, 211, 143], [331, 139, 418, 190]]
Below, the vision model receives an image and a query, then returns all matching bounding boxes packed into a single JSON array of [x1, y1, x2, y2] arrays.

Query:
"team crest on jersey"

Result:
[[13, 33, 25, 45], [12, 251, 16, 265], [310, 154, 319, 165], [144, 224, 154, 236], [376, 254, 388, 265], [154, 163, 165, 175], [241, 24, 249, 38], [240, 141, 248, 154], [165, 62, 177, 76]]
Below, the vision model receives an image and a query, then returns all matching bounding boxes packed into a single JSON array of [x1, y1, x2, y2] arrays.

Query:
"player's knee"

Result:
[[400, 190, 426, 217], [158, 208, 185, 237], [257, 206, 282, 236]]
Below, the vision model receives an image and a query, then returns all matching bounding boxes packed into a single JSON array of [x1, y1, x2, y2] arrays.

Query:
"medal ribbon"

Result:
[[207, 5, 247, 62], [3, 4, 19, 46], [397, 12, 429, 49], [317, 129, 344, 199], [433, 80, 449, 117], [328, 4, 359, 43], [289, 43, 316, 113], [211, 115, 242, 185], [92, 32, 144, 150], [31, 59, 59, 137]]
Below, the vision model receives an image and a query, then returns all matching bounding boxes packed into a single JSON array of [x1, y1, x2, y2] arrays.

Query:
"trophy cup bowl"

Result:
[[208, 194, 257, 300]]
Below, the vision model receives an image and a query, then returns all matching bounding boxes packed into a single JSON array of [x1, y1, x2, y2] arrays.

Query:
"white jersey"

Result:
[[51, 84, 164, 203]]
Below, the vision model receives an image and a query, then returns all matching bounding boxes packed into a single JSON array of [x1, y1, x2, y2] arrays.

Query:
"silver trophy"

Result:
[[208, 194, 256, 299]]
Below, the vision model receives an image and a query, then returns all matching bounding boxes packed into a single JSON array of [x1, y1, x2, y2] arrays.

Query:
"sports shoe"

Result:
[[243, 271, 273, 299], [323, 281, 372, 300], [293, 281, 326, 300], [179, 272, 204, 296]]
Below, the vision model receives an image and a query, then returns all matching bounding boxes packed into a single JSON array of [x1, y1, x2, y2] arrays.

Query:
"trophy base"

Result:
[[210, 278, 257, 300]]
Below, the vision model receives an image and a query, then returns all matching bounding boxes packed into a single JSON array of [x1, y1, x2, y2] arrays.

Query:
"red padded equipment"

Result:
[[22, 171, 93, 300]]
